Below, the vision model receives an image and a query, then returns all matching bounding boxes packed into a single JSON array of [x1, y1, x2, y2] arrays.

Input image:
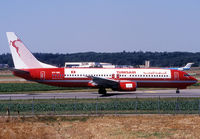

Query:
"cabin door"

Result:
[[112, 74, 120, 79], [116, 74, 120, 79], [40, 71, 45, 80], [112, 74, 115, 79], [174, 72, 179, 80]]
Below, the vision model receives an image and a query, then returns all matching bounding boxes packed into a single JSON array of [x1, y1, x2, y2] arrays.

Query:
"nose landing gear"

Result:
[[176, 88, 180, 94]]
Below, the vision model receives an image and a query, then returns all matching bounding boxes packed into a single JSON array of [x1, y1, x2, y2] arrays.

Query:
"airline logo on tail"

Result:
[[10, 39, 21, 57], [6, 32, 57, 69]]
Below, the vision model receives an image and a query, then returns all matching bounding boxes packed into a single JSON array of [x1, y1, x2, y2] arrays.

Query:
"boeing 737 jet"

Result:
[[6, 32, 198, 94]]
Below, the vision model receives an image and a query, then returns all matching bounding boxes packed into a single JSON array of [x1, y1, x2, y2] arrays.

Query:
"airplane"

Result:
[[166, 63, 194, 71], [6, 32, 198, 94]]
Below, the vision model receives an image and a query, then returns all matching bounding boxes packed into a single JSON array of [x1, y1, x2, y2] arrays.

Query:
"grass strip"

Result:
[[0, 83, 87, 92], [0, 98, 200, 115]]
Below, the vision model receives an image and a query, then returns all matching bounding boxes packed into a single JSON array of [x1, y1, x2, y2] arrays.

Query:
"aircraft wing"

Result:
[[88, 76, 119, 88]]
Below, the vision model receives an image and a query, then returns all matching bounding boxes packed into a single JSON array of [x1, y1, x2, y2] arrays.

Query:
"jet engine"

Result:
[[117, 81, 137, 91]]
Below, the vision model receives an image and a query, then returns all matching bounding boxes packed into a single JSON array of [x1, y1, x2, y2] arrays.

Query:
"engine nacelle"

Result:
[[118, 81, 137, 91]]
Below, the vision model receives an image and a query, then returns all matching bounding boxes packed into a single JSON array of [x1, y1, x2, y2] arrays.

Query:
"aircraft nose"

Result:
[[190, 76, 198, 83]]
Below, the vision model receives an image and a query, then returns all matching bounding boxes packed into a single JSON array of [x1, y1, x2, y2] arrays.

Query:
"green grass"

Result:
[[1, 98, 200, 115], [135, 131, 174, 138], [191, 82, 200, 86], [0, 74, 14, 77], [0, 83, 87, 93]]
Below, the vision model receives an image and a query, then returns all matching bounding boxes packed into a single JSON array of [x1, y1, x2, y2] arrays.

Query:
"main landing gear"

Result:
[[98, 87, 107, 95], [176, 88, 180, 94]]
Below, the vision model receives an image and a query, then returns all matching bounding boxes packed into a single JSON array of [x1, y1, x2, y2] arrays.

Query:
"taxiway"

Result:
[[0, 89, 200, 100]]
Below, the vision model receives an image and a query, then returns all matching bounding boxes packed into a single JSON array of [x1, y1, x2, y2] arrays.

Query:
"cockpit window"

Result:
[[184, 74, 190, 77]]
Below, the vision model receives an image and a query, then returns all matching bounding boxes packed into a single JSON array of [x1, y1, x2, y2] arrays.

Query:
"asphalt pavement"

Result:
[[0, 89, 200, 100]]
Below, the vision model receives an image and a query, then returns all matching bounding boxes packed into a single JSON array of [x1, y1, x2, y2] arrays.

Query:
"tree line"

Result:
[[1, 51, 200, 68]]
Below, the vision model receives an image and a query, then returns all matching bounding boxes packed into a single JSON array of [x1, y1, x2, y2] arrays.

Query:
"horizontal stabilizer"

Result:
[[11, 69, 30, 75]]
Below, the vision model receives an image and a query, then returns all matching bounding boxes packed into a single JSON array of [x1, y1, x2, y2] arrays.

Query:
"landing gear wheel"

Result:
[[176, 88, 180, 94], [98, 88, 107, 95]]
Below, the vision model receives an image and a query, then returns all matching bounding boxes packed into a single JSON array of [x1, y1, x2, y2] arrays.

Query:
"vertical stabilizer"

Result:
[[184, 63, 194, 69], [6, 32, 56, 69]]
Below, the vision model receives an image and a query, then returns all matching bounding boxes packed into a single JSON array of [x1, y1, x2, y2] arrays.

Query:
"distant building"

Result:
[[65, 62, 115, 68], [139, 60, 150, 68], [65, 62, 95, 68], [145, 60, 150, 68], [139, 65, 145, 68]]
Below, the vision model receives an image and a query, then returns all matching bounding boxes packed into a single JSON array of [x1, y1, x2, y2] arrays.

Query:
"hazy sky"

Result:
[[0, 0, 200, 54]]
